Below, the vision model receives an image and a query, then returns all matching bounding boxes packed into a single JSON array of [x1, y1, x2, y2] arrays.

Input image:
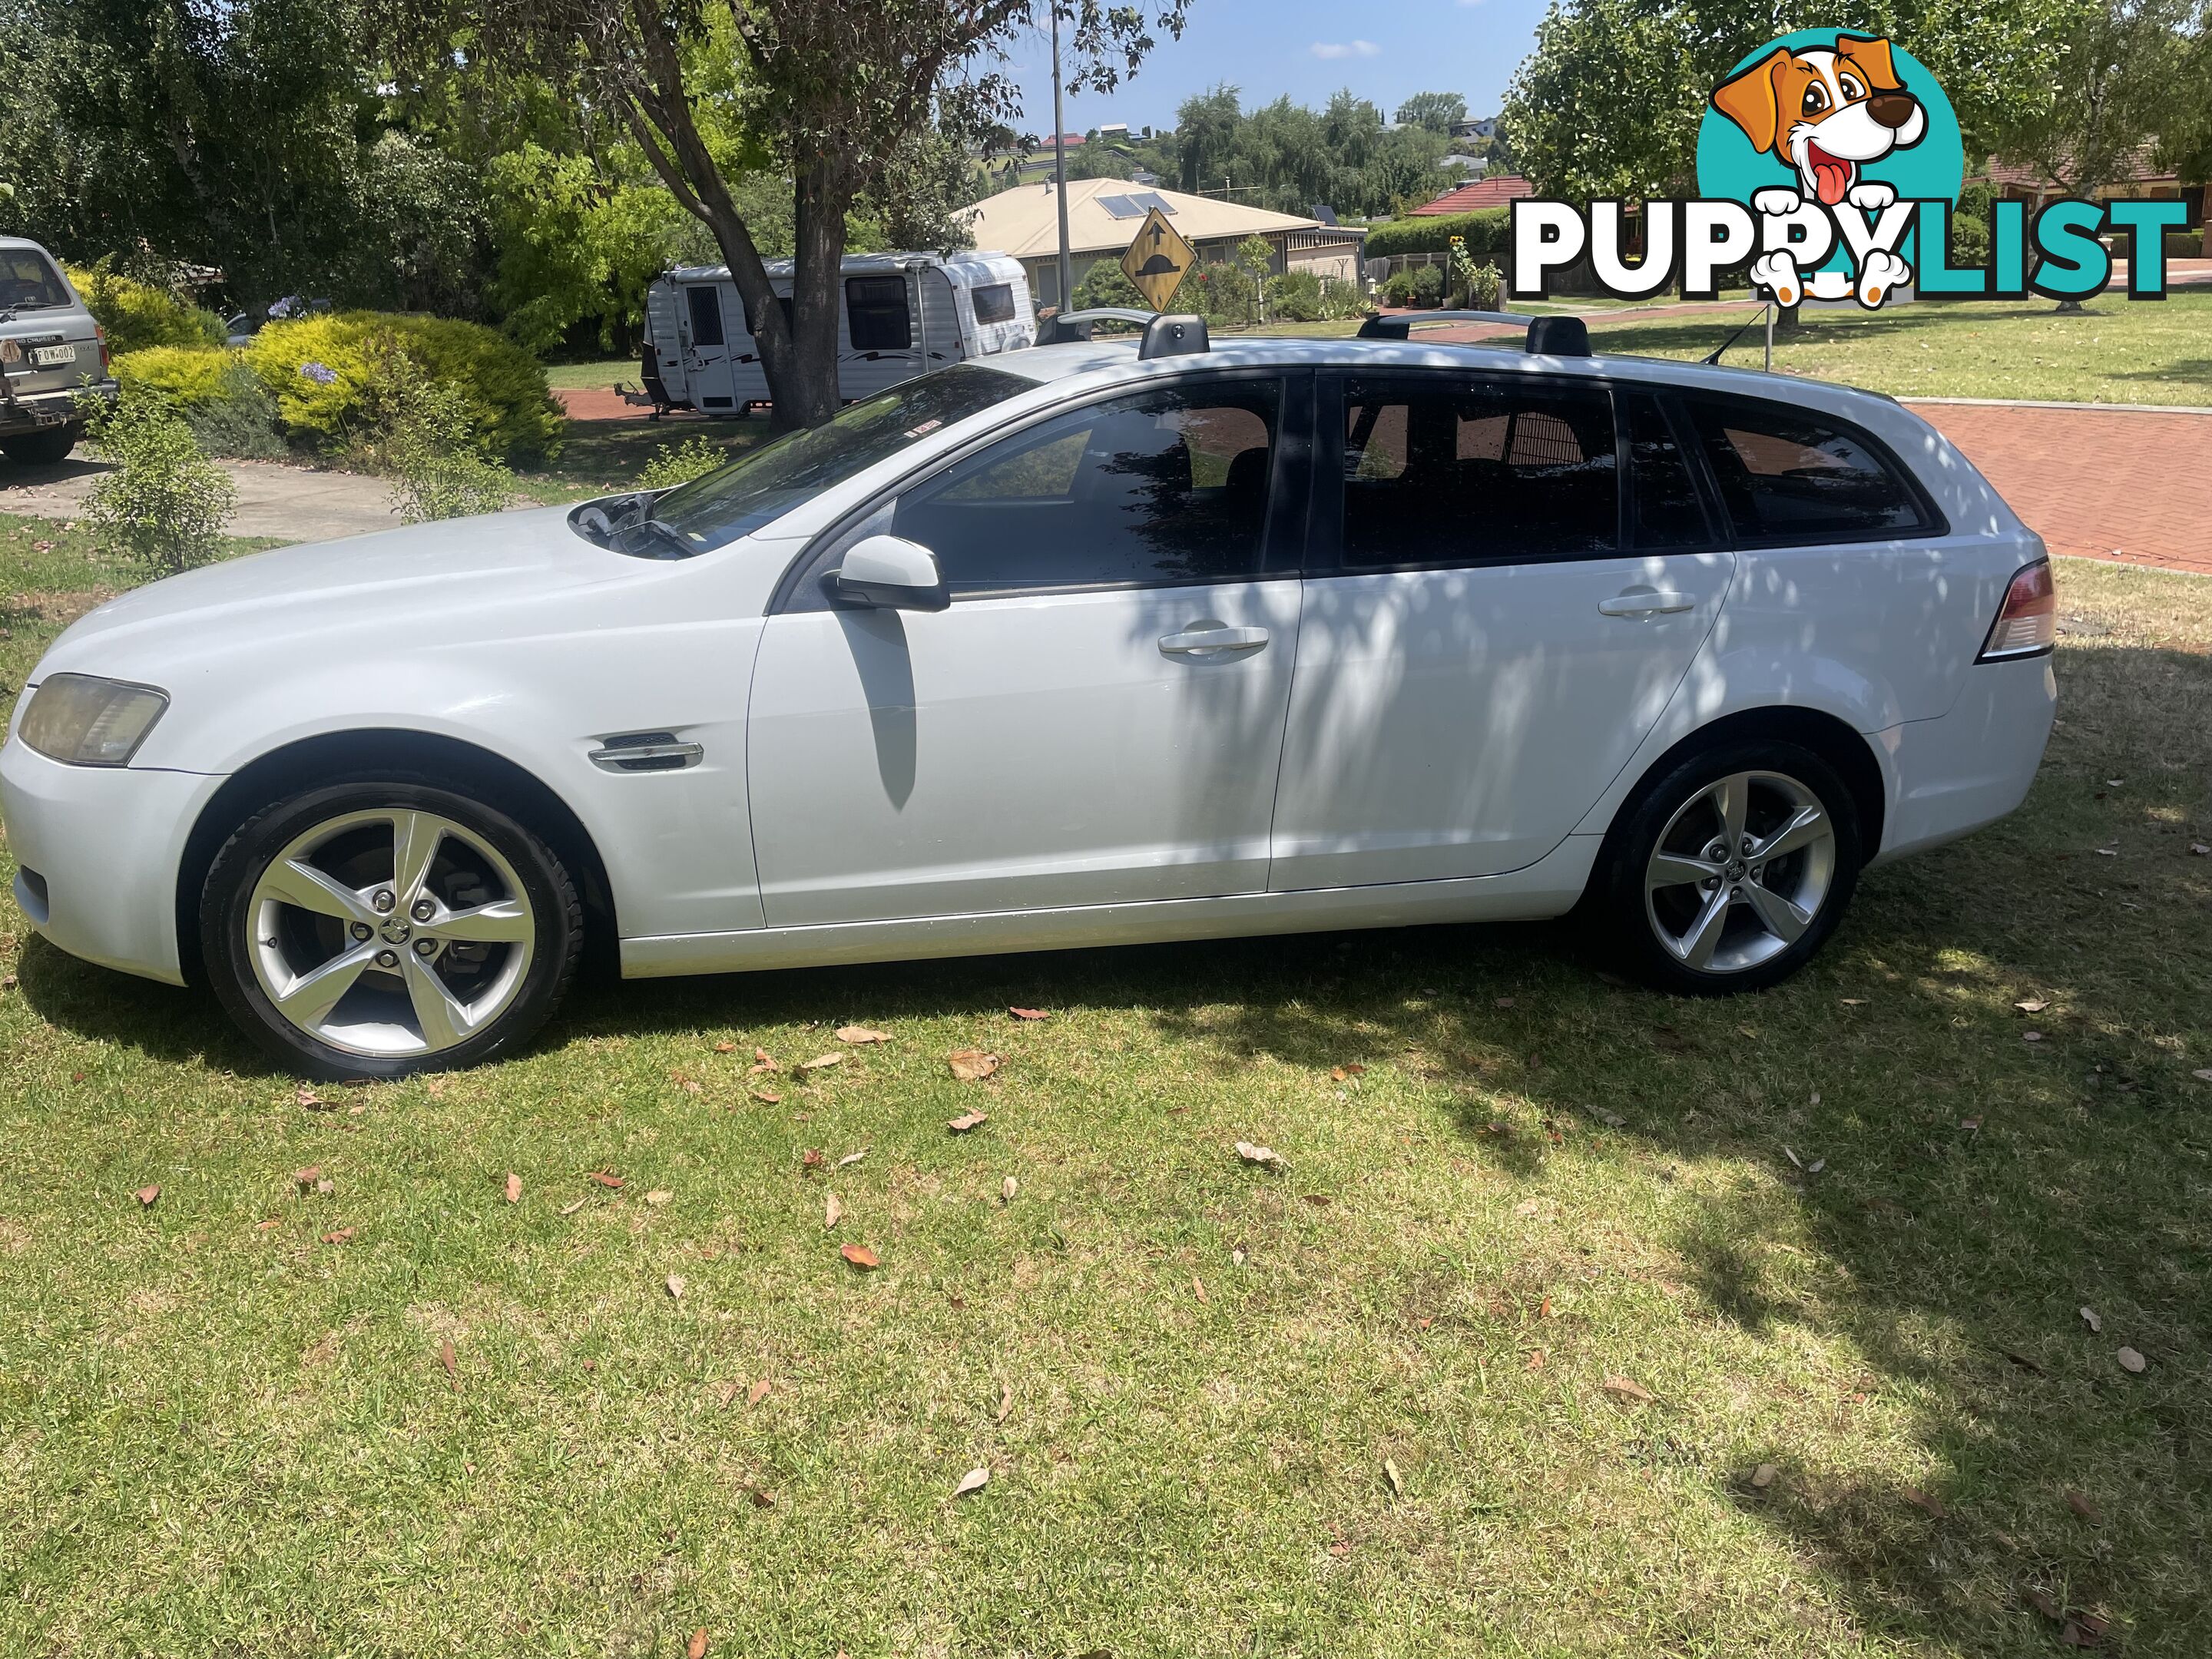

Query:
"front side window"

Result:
[[971, 283, 1017, 325], [1339, 376, 1618, 567], [685, 286, 725, 349], [1683, 396, 1929, 542], [644, 365, 1032, 552], [0, 250, 71, 312], [892, 379, 1283, 594], [846, 276, 912, 351]]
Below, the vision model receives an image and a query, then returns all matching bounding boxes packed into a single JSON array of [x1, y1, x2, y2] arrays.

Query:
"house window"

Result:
[[846, 276, 912, 351]]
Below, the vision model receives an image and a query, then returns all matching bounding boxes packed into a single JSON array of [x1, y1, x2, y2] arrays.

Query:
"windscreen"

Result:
[[648, 364, 1034, 552]]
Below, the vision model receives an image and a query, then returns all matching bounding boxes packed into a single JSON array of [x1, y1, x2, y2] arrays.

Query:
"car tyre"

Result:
[[200, 777, 583, 1079], [1597, 738, 1863, 996], [0, 422, 84, 465]]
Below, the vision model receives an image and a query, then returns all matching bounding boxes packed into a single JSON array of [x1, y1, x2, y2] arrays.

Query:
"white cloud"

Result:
[[1310, 40, 1382, 59]]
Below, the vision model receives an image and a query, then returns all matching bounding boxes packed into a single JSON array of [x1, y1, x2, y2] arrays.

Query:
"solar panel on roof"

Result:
[[1097, 194, 1144, 219]]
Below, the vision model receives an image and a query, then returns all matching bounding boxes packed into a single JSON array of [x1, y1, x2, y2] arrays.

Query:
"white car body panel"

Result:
[[1, 336, 2056, 997]]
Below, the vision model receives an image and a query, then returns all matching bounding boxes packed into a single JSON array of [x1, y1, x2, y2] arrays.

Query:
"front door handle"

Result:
[[1159, 624, 1270, 657], [1598, 590, 1696, 618]]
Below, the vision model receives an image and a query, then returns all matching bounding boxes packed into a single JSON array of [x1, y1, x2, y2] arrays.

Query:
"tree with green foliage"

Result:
[[1165, 84, 1458, 218], [82, 389, 239, 577], [1395, 91, 1468, 135]]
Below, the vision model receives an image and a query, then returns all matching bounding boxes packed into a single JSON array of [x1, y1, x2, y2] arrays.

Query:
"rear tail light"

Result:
[[1979, 558, 2055, 661]]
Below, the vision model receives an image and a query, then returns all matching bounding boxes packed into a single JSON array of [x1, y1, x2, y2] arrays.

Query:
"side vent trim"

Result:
[[588, 731, 704, 773]]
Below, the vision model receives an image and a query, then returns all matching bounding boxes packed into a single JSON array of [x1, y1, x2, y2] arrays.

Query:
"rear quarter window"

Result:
[[0, 250, 73, 312], [1683, 396, 1932, 544]]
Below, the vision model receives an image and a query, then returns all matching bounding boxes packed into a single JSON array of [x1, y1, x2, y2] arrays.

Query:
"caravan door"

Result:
[[679, 282, 738, 413]]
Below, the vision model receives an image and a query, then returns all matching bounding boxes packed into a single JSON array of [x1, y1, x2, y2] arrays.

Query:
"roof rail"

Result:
[[1356, 310, 1591, 358], [1035, 306, 1156, 344]]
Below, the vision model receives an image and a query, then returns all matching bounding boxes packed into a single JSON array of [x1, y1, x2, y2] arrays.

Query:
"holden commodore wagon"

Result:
[[1, 313, 2057, 1078]]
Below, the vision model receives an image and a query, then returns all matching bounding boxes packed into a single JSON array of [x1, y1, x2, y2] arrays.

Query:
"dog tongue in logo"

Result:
[[1807, 143, 1853, 205]]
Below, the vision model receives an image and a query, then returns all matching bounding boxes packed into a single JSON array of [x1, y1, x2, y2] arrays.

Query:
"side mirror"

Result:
[[835, 534, 949, 612]]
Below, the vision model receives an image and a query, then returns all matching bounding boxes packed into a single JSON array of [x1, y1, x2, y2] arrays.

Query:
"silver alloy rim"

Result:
[[245, 808, 536, 1057], [1644, 770, 1836, 974]]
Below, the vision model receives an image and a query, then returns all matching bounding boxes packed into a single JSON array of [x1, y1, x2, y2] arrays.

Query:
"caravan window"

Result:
[[970, 283, 1017, 326], [846, 276, 912, 351], [684, 286, 725, 348]]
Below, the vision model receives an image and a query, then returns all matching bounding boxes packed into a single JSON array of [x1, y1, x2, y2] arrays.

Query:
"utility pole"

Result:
[[1051, 5, 1073, 310]]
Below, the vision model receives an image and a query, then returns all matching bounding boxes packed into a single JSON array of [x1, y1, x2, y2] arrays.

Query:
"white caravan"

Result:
[[642, 251, 1035, 415]]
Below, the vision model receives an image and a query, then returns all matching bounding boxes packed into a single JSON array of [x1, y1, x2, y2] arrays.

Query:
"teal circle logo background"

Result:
[[1695, 31, 1963, 273]]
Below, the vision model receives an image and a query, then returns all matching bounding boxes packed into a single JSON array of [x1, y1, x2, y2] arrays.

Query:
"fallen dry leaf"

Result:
[[801, 1148, 825, 1171], [2193, 1068, 2212, 1083], [953, 1465, 990, 1498], [947, 1110, 989, 1133], [2024, 1031, 2045, 1043], [294, 1166, 323, 1193], [645, 1190, 674, 1207], [296, 1086, 333, 1111], [749, 1048, 778, 1074], [2190, 843, 2210, 857], [1382, 1457, 1404, 1498], [1000, 1176, 1018, 1204], [2060, 1616, 2107, 1647], [1495, 996, 1516, 1008], [996, 1381, 1012, 1425], [587, 1171, 624, 1189], [559, 1196, 589, 1216], [841, 1243, 880, 1270], [322, 1227, 356, 1245], [664, 1274, 686, 1300], [504, 1173, 522, 1204], [2016, 998, 2050, 1014], [1234, 1141, 1288, 1172], [1230, 1245, 1247, 1267], [748, 1377, 771, 1407], [1601, 1376, 1655, 1405], [440, 1340, 458, 1389], [2080, 1306, 2103, 1333], [713, 1041, 737, 1054], [2117, 1346, 2146, 1373], [824, 1191, 844, 1230], [1008, 1007, 1049, 1021], [1903, 1486, 1948, 1519], [254, 1218, 280, 1231], [1301, 1192, 1331, 1206], [1326, 1525, 1350, 1558], [687, 1631, 708, 1659], [2026, 1587, 2063, 1621], [947, 1048, 1000, 1082], [748, 1487, 773, 1508], [2065, 1489, 2102, 1522], [1751, 1463, 1779, 1490], [751, 1089, 783, 1105], [798, 1053, 843, 1071], [134, 1184, 161, 1208], [1192, 1275, 1207, 1304], [1526, 1349, 1547, 1369], [836, 1025, 892, 1045], [836, 1148, 866, 1167]]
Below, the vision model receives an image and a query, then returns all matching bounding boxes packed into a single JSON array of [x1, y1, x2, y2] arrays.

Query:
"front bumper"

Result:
[[1872, 652, 2058, 864], [0, 379, 115, 437], [0, 734, 223, 984]]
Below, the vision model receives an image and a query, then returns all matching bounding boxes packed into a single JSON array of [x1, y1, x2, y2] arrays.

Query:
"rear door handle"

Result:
[[1159, 625, 1270, 657], [1598, 591, 1696, 618]]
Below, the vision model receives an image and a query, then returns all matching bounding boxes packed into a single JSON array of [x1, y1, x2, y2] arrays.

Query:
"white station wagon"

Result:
[[2, 313, 2058, 1078]]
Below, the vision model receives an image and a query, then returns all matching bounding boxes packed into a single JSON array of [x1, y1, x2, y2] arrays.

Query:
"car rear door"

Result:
[[745, 369, 1312, 926], [1269, 371, 1736, 889]]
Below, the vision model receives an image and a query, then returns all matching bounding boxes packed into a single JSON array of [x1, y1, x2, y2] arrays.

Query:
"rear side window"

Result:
[[1684, 396, 1929, 542], [970, 283, 1017, 325], [0, 250, 71, 311], [846, 276, 912, 351], [894, 379, 1282, 593], [1339, 375, 1617, 567], [685, 286, 725, 348], [1626, 392, 1711, 548]]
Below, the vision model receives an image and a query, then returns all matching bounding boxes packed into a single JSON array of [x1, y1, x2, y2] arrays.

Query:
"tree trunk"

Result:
[[783, 154, 849, 432]]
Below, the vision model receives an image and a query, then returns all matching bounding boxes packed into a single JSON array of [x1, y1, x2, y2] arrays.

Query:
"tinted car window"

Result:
[[1626, 392, 1711, 548], [0, 250, 71, 311], [1339, 376, 1617, 566], [894, 379, 1281, 594], [685, 286, 725, 348], [971, 283, 1017, 325], [1684, 396, 1928, 541], [846, 276, 912, 351]]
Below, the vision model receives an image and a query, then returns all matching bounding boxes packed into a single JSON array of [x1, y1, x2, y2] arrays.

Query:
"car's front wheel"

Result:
[[200, 780, 581, 1078], [1599, 738, 1863, 995]]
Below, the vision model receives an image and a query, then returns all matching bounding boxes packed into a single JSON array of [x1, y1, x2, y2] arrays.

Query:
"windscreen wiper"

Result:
[[618, 517, 697, 560]]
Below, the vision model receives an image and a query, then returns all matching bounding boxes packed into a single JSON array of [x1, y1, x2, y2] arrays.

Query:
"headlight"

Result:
[[17, 673, 171, 766]]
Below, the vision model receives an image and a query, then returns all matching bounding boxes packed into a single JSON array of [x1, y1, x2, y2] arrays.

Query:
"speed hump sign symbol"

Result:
[[1121, 207, 1197, 311]]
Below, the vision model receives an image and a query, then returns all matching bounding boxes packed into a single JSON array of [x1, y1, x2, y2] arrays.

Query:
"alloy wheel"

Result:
[[1643, 770, 1836, 974], [245, 807, 538, 1057]]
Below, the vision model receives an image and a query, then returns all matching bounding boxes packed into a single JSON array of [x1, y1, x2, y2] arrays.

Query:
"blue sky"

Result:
[[995, 0, 1554, 137]]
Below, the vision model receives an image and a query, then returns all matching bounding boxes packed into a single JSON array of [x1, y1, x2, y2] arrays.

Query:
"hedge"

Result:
[[65, 264, 226, 354], [1360, 207, 1512, 261], [244, 313, 562, 462], [113, 346, 238, 409]]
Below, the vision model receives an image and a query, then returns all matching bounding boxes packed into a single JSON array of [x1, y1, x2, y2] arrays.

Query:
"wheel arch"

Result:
[[175, 729, 618, 985]]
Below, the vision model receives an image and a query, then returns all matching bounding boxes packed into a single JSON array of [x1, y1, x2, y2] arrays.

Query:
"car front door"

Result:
[[746, 371, 1310, 927], [1269, 373, 1736, 889]]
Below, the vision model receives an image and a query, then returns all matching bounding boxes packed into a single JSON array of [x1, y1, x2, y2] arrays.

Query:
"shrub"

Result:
[[1465, 261, 1503, 311], [1381, 268, 1419, 307], [1265, 269, 1326, 322], [1318, 276, 1368, 320], [65, 260, 226, 353], [187, 357, 286, 460], [245, 312, 562, 463], [1184, 262, 1258, 328], [113, 346, 234, 410], [1409, 263, 1445, 306], [1361, 207, 1511, 262], [374, 356, 518, 524], [637, 435, 727, 490], [82, 388, 237, 577], [1069, 260, 1148, 330], [1949, 213, 1991, 271]]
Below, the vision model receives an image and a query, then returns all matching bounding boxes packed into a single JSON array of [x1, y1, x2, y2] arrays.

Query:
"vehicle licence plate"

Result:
[[30, 343, 78, 368]]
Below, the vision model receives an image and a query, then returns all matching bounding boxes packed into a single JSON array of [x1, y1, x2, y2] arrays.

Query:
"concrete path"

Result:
[[0, 455, 403, 545]]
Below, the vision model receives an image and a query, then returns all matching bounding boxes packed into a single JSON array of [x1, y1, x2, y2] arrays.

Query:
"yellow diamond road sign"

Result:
[[1121, 207, 1196, 312]]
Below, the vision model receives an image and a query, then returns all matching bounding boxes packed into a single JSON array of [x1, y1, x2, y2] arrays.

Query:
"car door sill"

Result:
[[620, 836, 1603, 978]]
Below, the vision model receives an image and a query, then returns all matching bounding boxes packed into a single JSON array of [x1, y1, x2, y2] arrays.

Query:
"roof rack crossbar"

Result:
[[1035, 306, 1157, 345], [1357, 310, 1590, 358]]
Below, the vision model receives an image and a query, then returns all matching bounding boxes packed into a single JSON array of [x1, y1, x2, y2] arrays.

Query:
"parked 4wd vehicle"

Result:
[[0, 237, 117, 464]]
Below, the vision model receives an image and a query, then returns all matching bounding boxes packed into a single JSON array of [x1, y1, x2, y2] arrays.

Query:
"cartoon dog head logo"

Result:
[[1710, 35, 1927, 207]]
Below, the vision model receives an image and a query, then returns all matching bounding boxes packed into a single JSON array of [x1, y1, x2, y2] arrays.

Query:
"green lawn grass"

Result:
[[543, 358, 644, 392], [3, 512, 2210, 1654]]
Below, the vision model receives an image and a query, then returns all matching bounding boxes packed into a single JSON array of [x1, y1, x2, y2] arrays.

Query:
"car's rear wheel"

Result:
[[1599, 738, 1863, 995], [0, 423, 84, 465], [200, 780, 581, 1078]]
